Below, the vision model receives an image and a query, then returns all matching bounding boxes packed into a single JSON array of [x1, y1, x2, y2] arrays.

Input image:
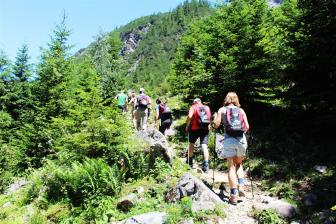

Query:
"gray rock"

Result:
[[314, 165, 327, 174], [205, 217, 225, 224], [268, 200, 296, 218], [192, 201, 216, 212], [137, 128, 175, 165], [6, 178, 29, 195], [165, 173, 224, 212], [318, 209, 331, 221], [252, 203, 267, 211], [2, 201, 12, 208], [136, 186, 145, 195], [303, 193, 317, 206], [181, 219, 194, 224], [121, 23, 151, 57], [117, 194, 139, 212], [116, 212, 167, 224], [261, 195, 276, 204]]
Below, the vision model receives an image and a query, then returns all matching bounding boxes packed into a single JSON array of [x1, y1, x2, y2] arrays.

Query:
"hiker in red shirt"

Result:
[[185, 98, 211, 173]]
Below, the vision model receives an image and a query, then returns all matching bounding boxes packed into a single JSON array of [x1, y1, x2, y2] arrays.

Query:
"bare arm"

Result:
[[185, 107, 194, 132], [241, 109, 249, 132], [154, 107, 159, 125], [214, 107, 224, 129], [148, 97, 152, 110]]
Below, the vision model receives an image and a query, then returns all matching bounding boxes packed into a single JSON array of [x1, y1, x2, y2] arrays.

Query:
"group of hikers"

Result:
[[116, 90, 249, 205], [115, 88, 172, 133]]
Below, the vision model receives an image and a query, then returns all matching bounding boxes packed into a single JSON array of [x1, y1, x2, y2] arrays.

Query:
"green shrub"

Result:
[[28, 211, 46, 224], [150, 158, 172, 182], [258, 209, 285, 224], [167, 197, 195, 223], [38, 158, 124, 206]]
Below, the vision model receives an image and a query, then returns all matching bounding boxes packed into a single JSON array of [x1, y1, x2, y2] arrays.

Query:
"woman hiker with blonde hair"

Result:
[[214, 92, 249, 205]]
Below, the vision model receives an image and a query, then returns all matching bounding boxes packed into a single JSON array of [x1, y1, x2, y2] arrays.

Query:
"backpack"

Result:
[[224, 107, 245, 137], [137, 94, 148, 109], [197, 106, 211, 128], [159, 103, 172, 121]]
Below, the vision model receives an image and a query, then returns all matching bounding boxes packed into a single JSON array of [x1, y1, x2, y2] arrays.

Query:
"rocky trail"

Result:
[[185, 162, 296, 224], [129, 118, 297, 224]]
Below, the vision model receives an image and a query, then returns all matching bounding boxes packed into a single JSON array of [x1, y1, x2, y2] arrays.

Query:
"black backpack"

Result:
[[224, 107, 245, 137], [159, 103, 172, 121], [197, 106, 211, 128], [137, 94, 148, 109]]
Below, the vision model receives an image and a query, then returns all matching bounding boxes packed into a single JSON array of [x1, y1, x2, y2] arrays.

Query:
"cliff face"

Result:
[[75, 1, 214, 93], [121, 23, 151, 57]]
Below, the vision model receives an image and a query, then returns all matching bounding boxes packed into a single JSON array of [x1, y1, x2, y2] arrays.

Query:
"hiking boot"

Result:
[[229, 194, 238, 205], [238, 184, 246, 197], [202, 162, 209, 173]]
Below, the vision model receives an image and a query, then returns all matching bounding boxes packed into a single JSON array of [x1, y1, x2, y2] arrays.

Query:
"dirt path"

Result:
[[178, 156, 274, 224]]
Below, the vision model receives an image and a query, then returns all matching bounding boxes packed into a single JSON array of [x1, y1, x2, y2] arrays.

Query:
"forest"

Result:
[[0, 0, 335, 223]]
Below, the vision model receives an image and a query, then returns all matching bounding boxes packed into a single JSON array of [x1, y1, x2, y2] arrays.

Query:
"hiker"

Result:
[[154, 97, 173, 135], [128, 91, 137, 127], [134, 88, 151, 131], [214, 92, 249, 205], [185, 98, 211, 173], [115, 90, 128, 113]]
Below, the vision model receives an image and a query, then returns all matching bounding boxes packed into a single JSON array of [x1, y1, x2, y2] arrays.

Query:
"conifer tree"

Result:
[[12, 44, 31, 82], [36, 14, 72, 118]]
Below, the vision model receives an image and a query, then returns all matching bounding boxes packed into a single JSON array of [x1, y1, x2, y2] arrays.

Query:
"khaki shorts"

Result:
[[216, 134, 247, 158], [135, 109, 148, 131]]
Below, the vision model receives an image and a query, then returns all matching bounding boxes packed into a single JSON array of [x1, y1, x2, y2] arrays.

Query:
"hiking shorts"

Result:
[[159, 119, 172, 134], [188, 129, 209, 145], [118, 105, 126, 112], [217, 134, 247, 159], [135, 109, 148, 131]]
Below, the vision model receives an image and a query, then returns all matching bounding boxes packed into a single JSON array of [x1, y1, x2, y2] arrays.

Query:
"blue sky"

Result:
[[0, 0, 199, 64]]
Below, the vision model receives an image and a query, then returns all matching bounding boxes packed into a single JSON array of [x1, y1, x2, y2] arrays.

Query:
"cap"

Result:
[[139, 87, 145, 92], [193, 98, 201, 103]]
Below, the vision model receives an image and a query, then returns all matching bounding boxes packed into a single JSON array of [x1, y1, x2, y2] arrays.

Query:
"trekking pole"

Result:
[[212, 128, 216, 187], [187, 132, 190, 170], [246, 132, 254, 198]]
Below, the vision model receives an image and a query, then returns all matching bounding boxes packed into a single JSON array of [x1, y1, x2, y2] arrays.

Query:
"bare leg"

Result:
[[233, 157, 244, 179], [201, 144, 209, 161], [227, 157, 238, 190], [188, 143, 195, 157]]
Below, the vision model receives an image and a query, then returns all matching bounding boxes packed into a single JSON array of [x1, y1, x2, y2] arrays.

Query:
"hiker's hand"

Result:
[[185, 126, 189, 133]]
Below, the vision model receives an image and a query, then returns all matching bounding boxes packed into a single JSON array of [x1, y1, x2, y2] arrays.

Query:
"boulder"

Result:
[[6, 178, 30, 195], [268, 200, 296, 218], [303, 193, 317, 206], [137, 128, 175, 165], [165, 173, 224, 212], [113, 212, 167, 224], [192, 201, 216, 212], [117, 194, 140, 212], [314, 165, 327, 174]]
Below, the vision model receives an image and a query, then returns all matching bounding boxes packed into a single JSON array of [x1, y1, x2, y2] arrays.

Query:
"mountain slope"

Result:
[[79, 0, 214, 97]]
